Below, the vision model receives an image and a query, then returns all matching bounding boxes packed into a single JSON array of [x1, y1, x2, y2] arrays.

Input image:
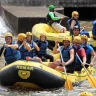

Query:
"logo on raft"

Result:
[[16, 65, 33, 70]]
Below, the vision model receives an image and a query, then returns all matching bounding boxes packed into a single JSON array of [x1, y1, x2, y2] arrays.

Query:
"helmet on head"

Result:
[[81, 35, 88, 41], [26, 32, 32, 36], [49, 5, 55, 11], [5, 32, 13, 38], [74, 36, 81, 43], [80, 91, 93, 96], [72, 11, 79, 17], [40, 33, 46, 37], [18, 33, 26, 41], [73, 26, 80, 31], [63, 37, 71, 42]]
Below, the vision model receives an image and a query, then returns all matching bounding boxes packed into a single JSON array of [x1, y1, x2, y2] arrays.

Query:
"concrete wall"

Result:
[[0, 0, 46, 6], [1, 0, 96, 7]]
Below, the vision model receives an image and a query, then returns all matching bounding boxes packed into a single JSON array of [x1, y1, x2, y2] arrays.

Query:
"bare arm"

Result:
[[65, 49, 74, 66], [90, 50, 96, 66], [53, 44, 60, 54], [23, 41, 31, 52], [70, 20, 76, 29], [8, 44, 18, 49], [34, 42, 40, 51]]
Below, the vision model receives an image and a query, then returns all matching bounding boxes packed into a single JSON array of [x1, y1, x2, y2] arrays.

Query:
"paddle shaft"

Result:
[[80, 27, 84, 33], [76, 53, 89, 73], [19, 44, 23, 49], [76, 53, 96, 87], [58, 44, 67, 75], [1, 48, 5, 57]]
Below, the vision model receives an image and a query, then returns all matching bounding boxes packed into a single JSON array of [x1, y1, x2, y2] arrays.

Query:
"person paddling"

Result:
[[35, 33, 54, 62], [73, 36, 86, 71], [81, 35, 96, 67], [0, 32, 21, 65], [17, 33, 31, 60], [48, 37, 75, 73], [71, 26, 80, 41], [46, 4, 66, 33], [26, 32, 42, 63]]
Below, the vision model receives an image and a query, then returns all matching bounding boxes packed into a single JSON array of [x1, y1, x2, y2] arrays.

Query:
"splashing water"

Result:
[[0, 16, 11, 44], [0, 16, 11, 35]]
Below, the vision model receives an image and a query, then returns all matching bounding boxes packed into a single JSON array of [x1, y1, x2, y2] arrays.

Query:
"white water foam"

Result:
[[0, 16, 11, 36], [0, 16, 11, 44]]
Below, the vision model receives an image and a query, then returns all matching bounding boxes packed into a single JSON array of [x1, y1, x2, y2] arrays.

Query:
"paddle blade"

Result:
[[64, 77, 74, 90], [88, 75, 96, 88]]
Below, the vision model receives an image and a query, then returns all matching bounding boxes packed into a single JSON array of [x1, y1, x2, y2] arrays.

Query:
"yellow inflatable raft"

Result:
[[32, 23, 96, 48], [0, 60, 95, 90]]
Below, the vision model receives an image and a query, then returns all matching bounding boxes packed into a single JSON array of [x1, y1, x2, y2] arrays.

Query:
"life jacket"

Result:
[[46, 12, 60, 25], [18, 43, 29, 60], [92, 20, 96, 35], [4, 42, 21, 64], [28, 41, 36, 58], [60, 45, 73, 62], [36, 40, 48, 55], [67, 18, 80, 35], [71, 34, 81, 42], [74, 46, 83, 65], [81, 44, 92, 63]]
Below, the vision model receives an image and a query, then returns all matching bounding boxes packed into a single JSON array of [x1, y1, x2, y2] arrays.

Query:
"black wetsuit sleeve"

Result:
[[48, 44, 53, 50], [0, 46, 5, 56]]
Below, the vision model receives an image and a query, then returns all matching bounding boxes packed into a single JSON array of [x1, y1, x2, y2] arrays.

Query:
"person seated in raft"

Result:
[[25, 32, 42, 63], [46, 4, 66, 33], [0, 32, 21, 65], [92, 20, 96, 40], [17, 33, 31, 60], [71, 26, 90, 42], [71, 26, 80, 41], [73, 36, 86, 71], [81, 35, 96, 67], [67, 11, 80, 35], [48, 37, 75, 73], [35, 33, 54, 62]]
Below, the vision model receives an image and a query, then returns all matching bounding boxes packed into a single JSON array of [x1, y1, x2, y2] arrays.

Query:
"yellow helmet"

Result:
[[81, 35, 88, 41], [40, 33, 46, 37], [18, 33, 26, 41], [26, 32, 32, 36], [63, 37, 71, 42], [80, 91, 93, 96], [5, 32, 13, 38], [74, 36, 81, 42], [72, 11, 79, 17]]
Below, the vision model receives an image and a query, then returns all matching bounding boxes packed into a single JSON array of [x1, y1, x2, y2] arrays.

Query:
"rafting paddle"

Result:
[[58, 44, 74, 90], [76, 53, 96, 88]]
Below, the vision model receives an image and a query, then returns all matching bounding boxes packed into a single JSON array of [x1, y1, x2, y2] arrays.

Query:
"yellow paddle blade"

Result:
[[88, 75, 96, 88], [64, 77, 74, 90]]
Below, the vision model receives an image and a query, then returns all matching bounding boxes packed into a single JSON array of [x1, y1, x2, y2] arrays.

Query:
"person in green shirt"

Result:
[[46, 5, 66, 33]]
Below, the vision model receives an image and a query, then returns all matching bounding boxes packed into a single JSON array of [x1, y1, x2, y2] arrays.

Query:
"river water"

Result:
[[0, 17, 96, 96]]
